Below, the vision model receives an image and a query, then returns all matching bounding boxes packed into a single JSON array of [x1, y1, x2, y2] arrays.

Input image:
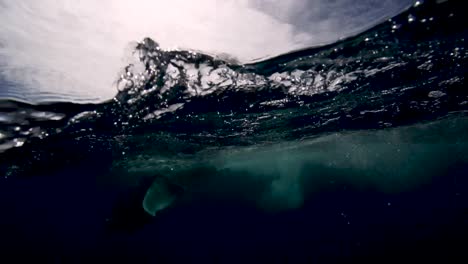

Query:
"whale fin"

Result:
[[143, 175, 185, 216]]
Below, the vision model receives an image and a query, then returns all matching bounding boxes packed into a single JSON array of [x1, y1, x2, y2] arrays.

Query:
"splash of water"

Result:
[[0, 0, 413, 102]]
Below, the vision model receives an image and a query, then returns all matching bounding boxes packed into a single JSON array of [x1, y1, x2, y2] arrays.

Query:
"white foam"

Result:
[[0, 0, 412, 102]]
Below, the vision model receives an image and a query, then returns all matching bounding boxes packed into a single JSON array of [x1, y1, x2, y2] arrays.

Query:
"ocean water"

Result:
[[0, 0, 467, 262]]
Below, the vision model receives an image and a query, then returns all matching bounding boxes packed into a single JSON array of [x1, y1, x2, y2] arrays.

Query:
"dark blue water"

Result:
[[1, 0, 467, 262]]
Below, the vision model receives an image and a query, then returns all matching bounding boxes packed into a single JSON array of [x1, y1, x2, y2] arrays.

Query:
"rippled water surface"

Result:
[[0, 0, 414, 102]]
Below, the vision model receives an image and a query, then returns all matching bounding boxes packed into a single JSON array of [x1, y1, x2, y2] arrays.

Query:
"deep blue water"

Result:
[[1, 0, 468, 262]]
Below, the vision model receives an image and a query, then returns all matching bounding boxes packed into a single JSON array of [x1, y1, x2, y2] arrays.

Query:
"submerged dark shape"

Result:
[[143, 175, 185, 216]]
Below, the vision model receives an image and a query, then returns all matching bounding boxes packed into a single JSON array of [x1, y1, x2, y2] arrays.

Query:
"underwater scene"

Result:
[[0, 0, 467, 262]]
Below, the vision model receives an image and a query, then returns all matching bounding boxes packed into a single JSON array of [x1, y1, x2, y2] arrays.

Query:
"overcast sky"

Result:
[[0, 0, 413, 102]]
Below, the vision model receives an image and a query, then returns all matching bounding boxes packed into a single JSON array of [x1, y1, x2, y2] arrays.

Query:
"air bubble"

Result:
[[117, 79, 134, 92], [428, 90, 446, 98], [391, 24, 401, 32], [13, 138, 25, 147]]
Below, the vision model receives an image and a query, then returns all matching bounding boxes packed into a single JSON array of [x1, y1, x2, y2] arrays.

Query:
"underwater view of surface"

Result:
[[0, 0, 467, 262]]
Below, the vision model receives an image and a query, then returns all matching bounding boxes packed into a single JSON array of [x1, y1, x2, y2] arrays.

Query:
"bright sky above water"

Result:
[[0, 0, 413, 102]]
